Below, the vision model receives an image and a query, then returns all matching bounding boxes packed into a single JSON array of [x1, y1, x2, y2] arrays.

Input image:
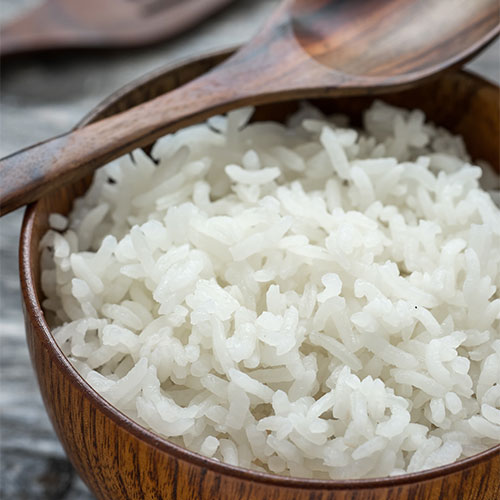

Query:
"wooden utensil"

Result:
[[1, 0, 499, 215], [0, 0, 234, 57], [20, 48, 500, 499]]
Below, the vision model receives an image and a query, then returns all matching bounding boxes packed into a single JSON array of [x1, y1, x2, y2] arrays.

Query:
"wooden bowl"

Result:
[[20, 48, 500, 500]]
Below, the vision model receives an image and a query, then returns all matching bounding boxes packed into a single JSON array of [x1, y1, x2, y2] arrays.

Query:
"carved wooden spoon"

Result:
[[1, 0, 498, 215], [0, 0, 235, 58]]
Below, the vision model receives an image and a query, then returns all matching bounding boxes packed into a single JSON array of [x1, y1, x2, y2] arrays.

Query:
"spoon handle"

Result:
[[0, 1, 306, 216], [0, 40, 312, 216]]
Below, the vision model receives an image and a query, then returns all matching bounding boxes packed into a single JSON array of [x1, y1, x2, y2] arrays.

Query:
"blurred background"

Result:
[[0, 0, 498, 498]]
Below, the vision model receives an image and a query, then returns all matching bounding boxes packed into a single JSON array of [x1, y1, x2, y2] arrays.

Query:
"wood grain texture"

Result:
[[1, 0, 499, 215], [0, 0, 235, 57], [19, 48, 500, 500], [290, 0, 500, 78]]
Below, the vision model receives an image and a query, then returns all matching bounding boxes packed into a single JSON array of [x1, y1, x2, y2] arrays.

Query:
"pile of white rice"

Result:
[[40, 101, 500, 479]]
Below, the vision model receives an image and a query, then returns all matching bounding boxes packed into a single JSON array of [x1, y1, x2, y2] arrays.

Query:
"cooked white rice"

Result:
[[41, 101, 500, 479]]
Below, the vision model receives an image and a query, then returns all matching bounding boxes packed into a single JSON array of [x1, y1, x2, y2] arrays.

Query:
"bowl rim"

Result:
[[20, 48, 500, 490]]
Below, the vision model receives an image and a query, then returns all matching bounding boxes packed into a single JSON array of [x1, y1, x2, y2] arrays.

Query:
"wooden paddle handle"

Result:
[[0, 42, 305, 217], [0, 0, 305, 216]]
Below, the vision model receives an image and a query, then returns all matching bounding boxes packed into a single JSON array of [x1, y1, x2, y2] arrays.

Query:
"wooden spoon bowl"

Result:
[[20, 49, 500, 500]]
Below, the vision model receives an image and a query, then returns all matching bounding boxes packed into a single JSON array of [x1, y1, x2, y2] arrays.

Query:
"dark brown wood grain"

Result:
[[0, 0, 235, 57], [19, 48, 500, 500], [1, 0, 499, 216]]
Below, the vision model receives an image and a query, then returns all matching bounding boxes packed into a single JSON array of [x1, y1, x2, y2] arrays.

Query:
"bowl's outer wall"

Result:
[[21, 49, 500, 500]]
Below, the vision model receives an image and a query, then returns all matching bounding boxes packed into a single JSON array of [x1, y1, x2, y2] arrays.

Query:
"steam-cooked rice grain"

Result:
[[41, 102, 500, 479]]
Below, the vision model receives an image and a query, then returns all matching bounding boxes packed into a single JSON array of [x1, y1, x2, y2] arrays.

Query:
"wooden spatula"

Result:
[[0, 0, 235, 58], [1, 0, 498, 215]]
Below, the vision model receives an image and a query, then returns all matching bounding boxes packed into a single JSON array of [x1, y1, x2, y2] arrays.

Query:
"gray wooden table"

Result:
[[0, 1, 498, 497]]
